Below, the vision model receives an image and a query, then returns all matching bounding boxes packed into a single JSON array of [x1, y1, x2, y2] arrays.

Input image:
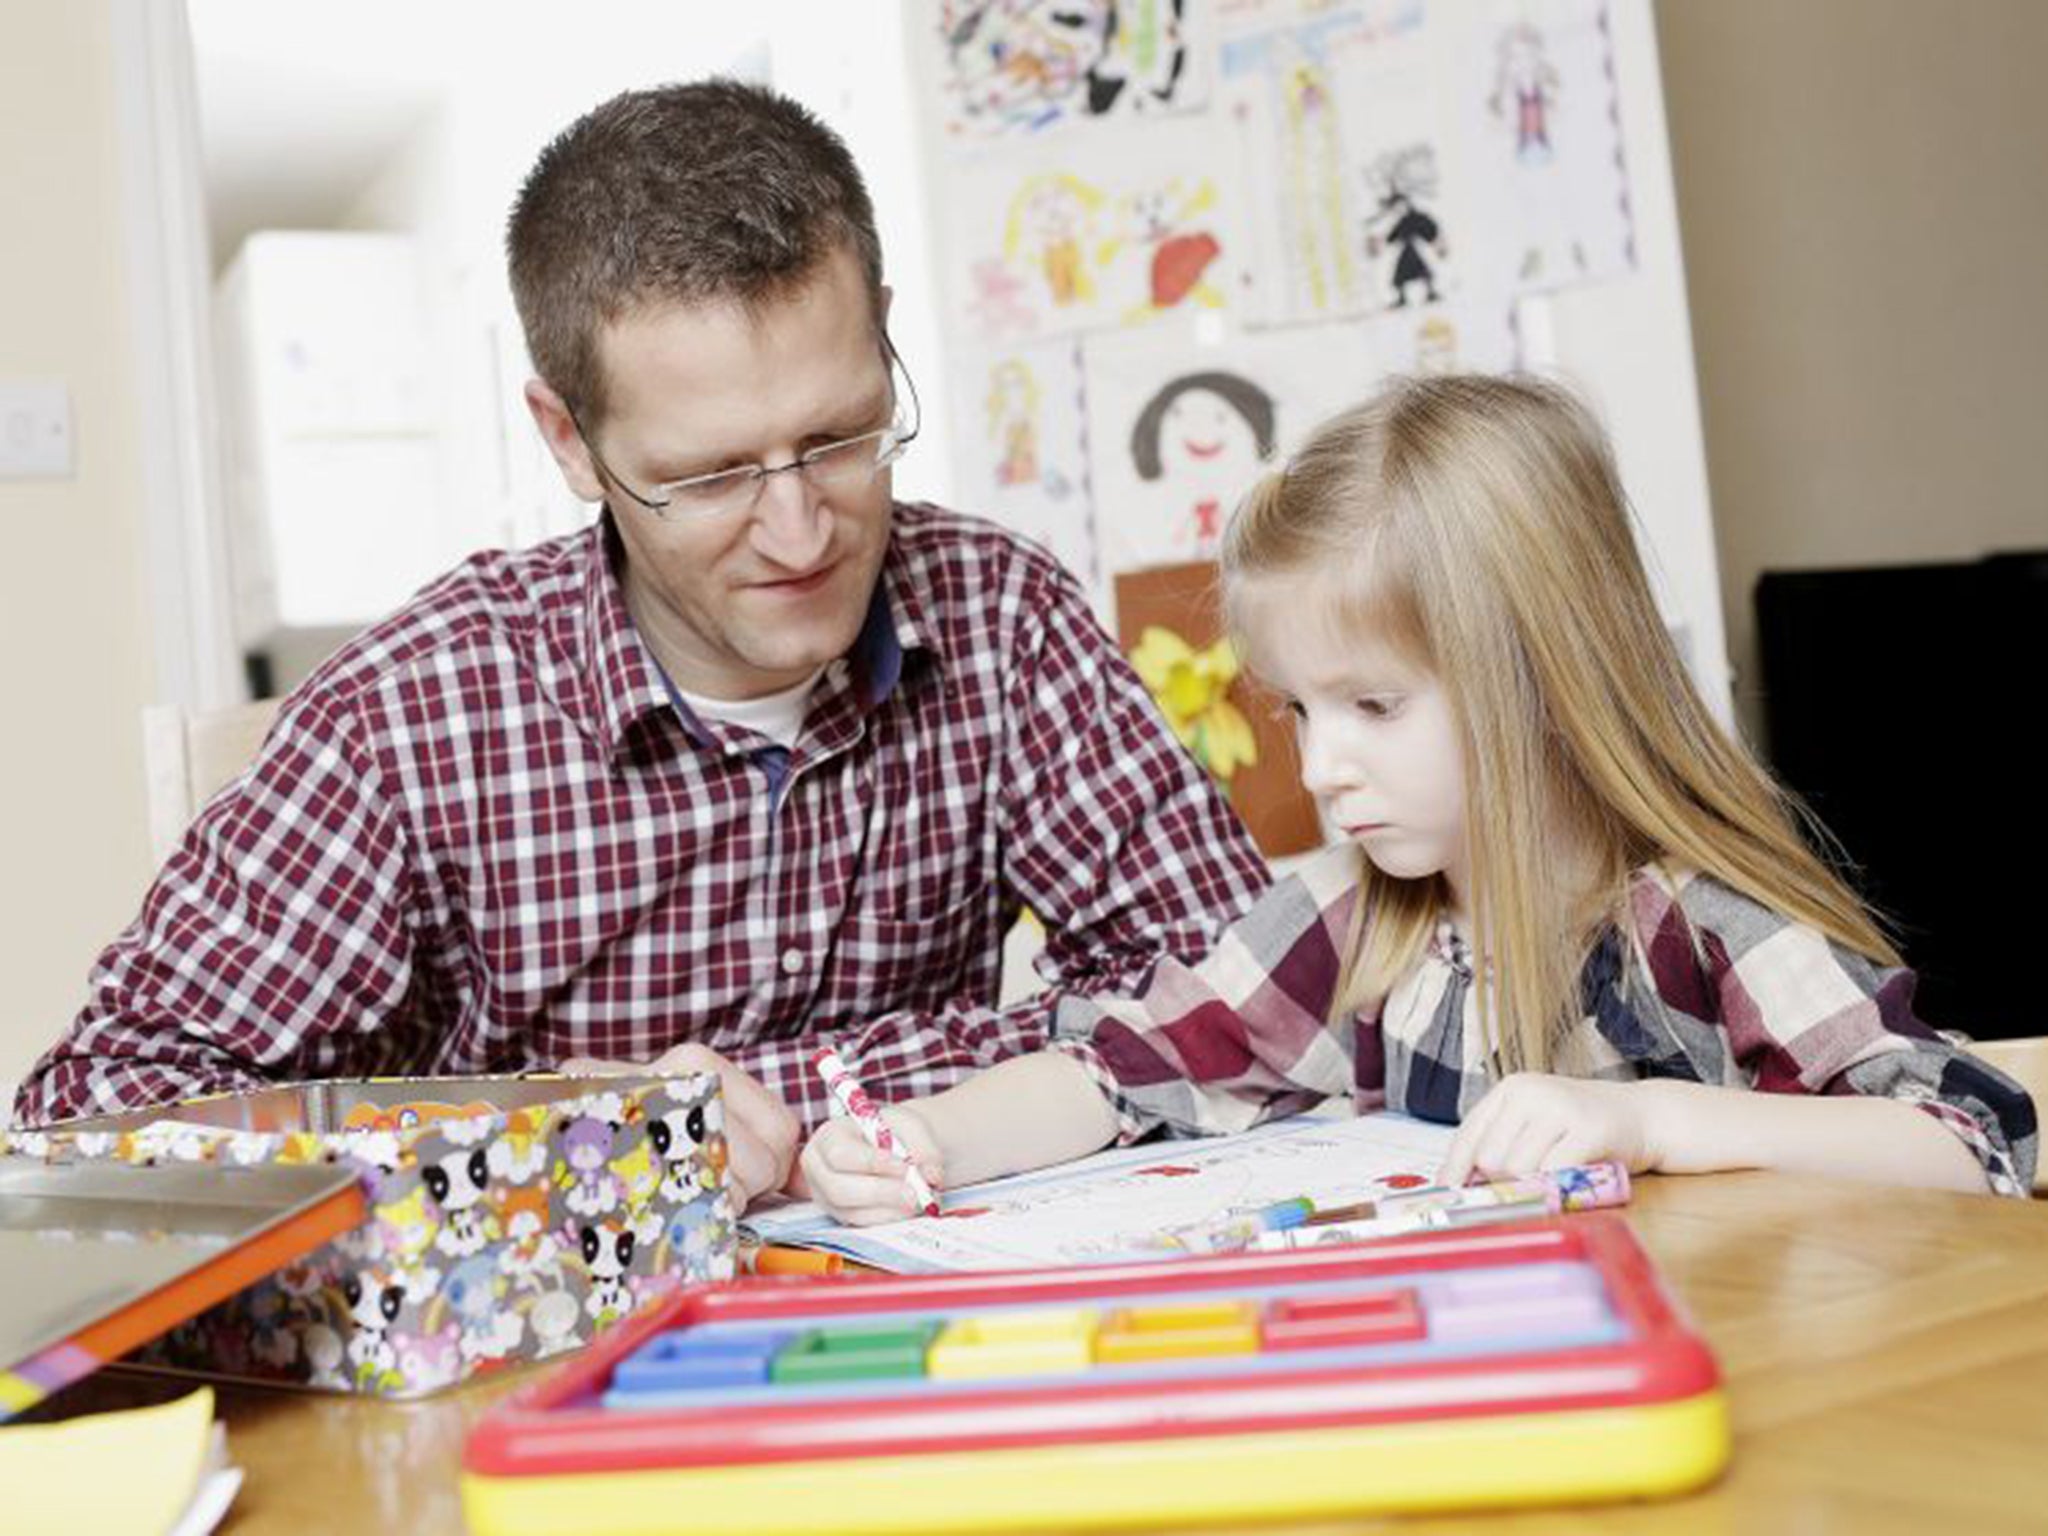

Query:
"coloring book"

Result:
[[744, 1112, 1455, 1274]]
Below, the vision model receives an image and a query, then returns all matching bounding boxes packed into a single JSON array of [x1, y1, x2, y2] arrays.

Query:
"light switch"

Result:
[[0, 380, 74, 480]]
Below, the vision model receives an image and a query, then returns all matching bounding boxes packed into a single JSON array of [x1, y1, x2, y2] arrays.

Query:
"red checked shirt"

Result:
[[14, 506, 1269, 1129]]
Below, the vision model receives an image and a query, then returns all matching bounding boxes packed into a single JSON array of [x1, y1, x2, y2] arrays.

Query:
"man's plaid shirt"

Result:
[[14, 506, 1268, 1129], [1055, 843, 2038, 1196]]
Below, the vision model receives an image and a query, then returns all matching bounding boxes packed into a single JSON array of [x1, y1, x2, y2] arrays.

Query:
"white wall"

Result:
[[1658, 0, 2048, 743], [0, 0, 162, 1105]]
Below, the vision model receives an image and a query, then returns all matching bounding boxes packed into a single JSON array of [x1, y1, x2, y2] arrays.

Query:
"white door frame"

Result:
[[108, 0, 243, 709]]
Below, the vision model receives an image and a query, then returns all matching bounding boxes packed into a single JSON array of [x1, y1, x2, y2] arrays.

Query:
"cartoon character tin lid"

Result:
[[0, 1156, 365, 1419]]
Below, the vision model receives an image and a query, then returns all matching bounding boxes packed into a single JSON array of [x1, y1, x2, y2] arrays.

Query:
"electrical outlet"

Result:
[[0, 380, 74, 479]]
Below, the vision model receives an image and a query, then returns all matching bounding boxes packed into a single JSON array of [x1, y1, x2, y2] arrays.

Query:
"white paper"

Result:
[[745, 1112, 1455, 1274]]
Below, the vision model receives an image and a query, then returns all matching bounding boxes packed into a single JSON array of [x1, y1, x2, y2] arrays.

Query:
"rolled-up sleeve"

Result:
[[1653, 872, 2038, 1197], [1051, 844, 1367, 1141]]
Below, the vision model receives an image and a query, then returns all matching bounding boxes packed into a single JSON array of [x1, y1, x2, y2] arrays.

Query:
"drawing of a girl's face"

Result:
[[1158, 387, 1264, 481]]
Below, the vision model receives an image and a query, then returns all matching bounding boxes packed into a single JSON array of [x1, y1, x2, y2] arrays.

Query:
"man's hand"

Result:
[[799, 1104, 946, 1226], [1438, 1072, 1659, 1187], [558, 1042, 800, 1210]]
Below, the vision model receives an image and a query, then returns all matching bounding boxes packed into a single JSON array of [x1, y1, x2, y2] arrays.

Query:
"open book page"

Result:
[[747, 1112, 1455, 1274]]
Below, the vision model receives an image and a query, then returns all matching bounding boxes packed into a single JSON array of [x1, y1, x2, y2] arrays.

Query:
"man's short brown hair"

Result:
[[507, 78, 885, 422]]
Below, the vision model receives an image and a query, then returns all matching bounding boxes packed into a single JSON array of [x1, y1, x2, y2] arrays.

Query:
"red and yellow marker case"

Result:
[[464, 1215, 1729, 1534]]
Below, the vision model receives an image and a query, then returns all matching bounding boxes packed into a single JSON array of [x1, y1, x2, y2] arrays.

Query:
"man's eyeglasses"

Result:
[[572, 336, 920, 521]]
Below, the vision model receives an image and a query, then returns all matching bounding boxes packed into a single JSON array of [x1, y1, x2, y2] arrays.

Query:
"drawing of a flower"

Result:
[[1129, 625, 1258, 782]]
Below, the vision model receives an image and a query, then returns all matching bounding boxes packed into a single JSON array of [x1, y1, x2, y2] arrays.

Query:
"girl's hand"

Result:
[[798, 1105, 947, 1226], [1439, 1073, 1659, 1186]]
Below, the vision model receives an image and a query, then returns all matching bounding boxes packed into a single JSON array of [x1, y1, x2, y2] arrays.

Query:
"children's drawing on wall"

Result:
[[991, 360, 1045, 488], [1116, 560, 1324, 857], [1220, 0, 1430, 328], [1362, 142, 1450, 307], [952, 341, 1103, 603], [1005, 172, 1111, 314], [924, 0, 1211, 143], [1360, 291, 1521, 374], [1220, 23, 1357, 327], [1121, 178, 1227, 322], [1266, 1, 1466, 320], [948, 126, 1244, 341], [1087, 0, 1201, 117], [1455, 0, 1635, 294], [1082, 319, 1381, 576], [1131, 370, 1276, 555], [1489, 17, 1560, 162]]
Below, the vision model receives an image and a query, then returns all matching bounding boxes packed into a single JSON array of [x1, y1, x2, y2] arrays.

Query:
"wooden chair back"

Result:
[[141, 699, 281, 864]]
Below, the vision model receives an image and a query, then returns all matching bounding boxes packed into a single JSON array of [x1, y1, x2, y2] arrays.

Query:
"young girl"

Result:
[[802, 375, 2037, 1222]]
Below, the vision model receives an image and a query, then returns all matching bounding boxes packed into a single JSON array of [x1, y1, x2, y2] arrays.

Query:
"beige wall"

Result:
[[1657, 0, 2048, 743], [0, 1, 160, 1106]]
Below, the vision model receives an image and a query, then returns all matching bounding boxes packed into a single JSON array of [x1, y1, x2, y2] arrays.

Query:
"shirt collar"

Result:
[[579, 515, 678, 758], [871, 519, 938, 691], [579, 507, 939, 761]]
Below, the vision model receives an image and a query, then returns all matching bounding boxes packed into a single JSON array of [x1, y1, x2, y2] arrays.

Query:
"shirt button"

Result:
[[780, 948, 805, 975]]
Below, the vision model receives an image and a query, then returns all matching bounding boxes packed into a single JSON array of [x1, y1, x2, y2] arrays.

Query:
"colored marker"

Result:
[[1333, 1161, 1631, 1223], [1253, 1192, 1557, 1250], [1182, 1196, 1318, 1252], [1255, 1162, 1632, 1251], [1420, 1161, 1631, 1216], [1377, 1182, 1554, 1221], [751, 1244, 851, 1277], [1303, 1199, 1379, 1228], [812, 1047, 942, 1217], [1544, 1160, 1632, 1212], [1259, 1197, 1317, 1231]]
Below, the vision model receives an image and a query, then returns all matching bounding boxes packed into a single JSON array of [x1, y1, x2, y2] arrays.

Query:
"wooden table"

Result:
[[35, 1170, 2048, 1534]]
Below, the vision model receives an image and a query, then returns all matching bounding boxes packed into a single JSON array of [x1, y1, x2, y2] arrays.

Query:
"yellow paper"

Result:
[[2, 1387, 216, 1536]]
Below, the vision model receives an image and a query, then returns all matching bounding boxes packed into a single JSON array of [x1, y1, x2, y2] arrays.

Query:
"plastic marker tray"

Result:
[[463, 1216, 1729, 1534]]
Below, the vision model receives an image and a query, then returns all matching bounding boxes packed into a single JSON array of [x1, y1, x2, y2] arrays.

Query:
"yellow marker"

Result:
[[1097, 1301, 1260, 1364], [928, 1309, 1100, 1380]]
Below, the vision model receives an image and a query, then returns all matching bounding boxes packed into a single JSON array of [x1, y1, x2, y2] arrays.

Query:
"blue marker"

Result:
[[1257, 1197, 1316, 1232], [1183, 1196, 1317, 1252]]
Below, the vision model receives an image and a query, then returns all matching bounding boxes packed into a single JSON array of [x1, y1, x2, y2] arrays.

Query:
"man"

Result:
[[12, 80, 1267, 1208]]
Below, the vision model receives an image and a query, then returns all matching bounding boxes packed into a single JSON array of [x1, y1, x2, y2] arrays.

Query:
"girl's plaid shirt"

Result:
[[1054, 842, 2037, 1197]]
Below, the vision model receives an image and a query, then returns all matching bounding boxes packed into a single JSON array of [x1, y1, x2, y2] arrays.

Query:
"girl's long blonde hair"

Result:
[[1221, 374, 1896, 1076]]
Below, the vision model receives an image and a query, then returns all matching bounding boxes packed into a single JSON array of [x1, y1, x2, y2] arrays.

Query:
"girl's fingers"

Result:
[[811, 1127, 915, 1181], [807, 1166, 927, 1225], [815, 1172, 919, 1217], [1439, 1087, 1506, 1185], [1465, 1099, 1531, 1181], [801, 1126, 931, 1222], [1538, 1131, 1600, 1174], [1499, 1118, 1570, 1179]]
